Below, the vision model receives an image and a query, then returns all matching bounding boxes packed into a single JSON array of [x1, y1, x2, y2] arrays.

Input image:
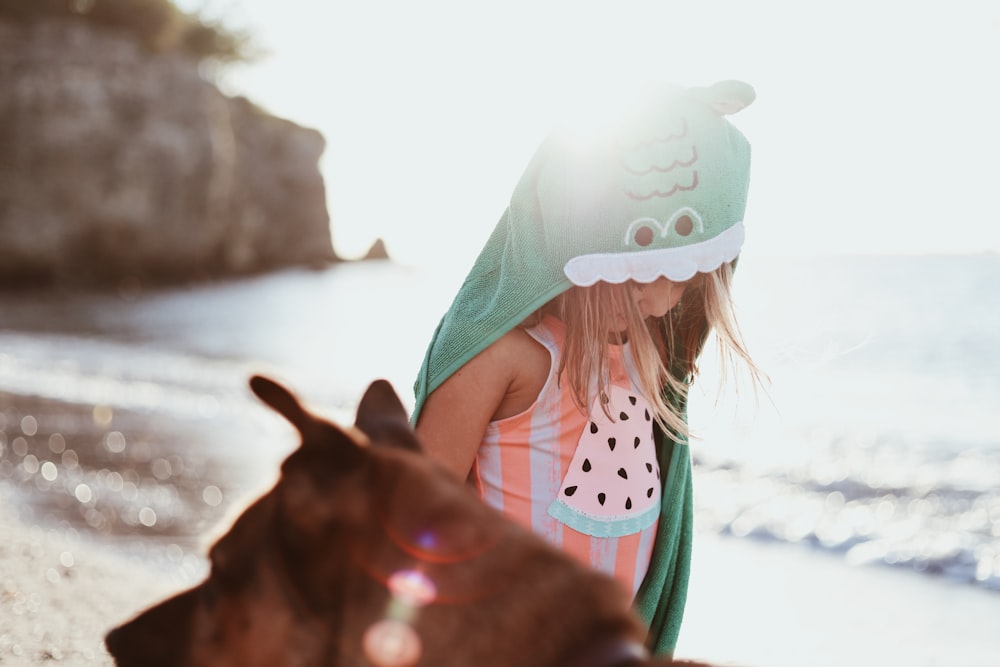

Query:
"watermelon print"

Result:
[[548, 384, 661, 537]]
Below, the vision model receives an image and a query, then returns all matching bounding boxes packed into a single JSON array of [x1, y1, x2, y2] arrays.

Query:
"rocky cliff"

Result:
[[0, 17, 337, 289]]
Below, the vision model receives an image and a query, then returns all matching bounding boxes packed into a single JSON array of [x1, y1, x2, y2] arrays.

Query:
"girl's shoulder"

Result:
[[482, 325, 553, 421], [488, 325, 552, 384]]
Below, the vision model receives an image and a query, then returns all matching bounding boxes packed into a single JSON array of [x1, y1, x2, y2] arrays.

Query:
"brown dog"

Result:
[[105, 375, 724, 667]]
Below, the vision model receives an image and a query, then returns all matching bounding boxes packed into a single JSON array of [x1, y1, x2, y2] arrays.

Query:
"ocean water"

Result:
[[1, 254, 998, 595]]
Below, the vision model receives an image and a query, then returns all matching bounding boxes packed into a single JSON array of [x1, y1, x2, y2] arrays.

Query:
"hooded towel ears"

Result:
[[548, 80, 755, 287], [690, 80, 756, 116]]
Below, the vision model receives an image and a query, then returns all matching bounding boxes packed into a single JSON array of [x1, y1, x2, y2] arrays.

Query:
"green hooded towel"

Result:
[[412, 80, 755, 655]]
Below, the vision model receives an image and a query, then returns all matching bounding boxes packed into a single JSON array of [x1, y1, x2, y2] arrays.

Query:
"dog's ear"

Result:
[[250, 374, 367, 494], [356, 379, 407, 424], [249, 375, 316, 433], [249, 375, 363, 456], [355, 379, 422, 452]]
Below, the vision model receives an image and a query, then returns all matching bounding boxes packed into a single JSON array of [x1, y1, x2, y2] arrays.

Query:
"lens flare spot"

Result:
[[387, 570, 436, 607], [414, 530, 437, 550], [362, 619, 421, 667]]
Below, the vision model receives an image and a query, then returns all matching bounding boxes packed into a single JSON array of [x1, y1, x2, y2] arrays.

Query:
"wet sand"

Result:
[[0, 499, 176, 665], [0, 390, 280, 666]]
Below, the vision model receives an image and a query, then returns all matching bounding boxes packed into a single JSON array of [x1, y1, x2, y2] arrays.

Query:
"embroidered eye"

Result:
[[633, 225, 655, 247], [674, 215, 694, 236]]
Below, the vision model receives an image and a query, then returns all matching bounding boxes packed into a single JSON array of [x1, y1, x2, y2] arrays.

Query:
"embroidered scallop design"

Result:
[[621, 117, 700, 202]]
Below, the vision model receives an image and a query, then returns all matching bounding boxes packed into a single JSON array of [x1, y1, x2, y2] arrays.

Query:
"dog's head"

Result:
[[105, 375, 649, 667]]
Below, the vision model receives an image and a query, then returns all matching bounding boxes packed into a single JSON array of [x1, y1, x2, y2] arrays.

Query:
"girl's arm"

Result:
[[414, 328, 549, 479]]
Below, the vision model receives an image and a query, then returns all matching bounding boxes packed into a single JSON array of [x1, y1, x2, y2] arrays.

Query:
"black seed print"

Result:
[[644, 409, 650, 421], [625, 497, 633, 510], [564, 486, 578, 497], [646, 462, 653, 473], [619, 412, 629, 421], [647, 487, 655, 498], [608, 437, 616, 451], [590, 422, 599, 434], [634, 437, 641, 449], [629, 395, 637, 405], [598, 493, 606, 506], [582, 459, 592, 472], [617, 468, 628, 480]]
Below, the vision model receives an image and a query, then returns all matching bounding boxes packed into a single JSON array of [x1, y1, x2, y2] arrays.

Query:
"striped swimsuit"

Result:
[[471, 315, 661, 596]]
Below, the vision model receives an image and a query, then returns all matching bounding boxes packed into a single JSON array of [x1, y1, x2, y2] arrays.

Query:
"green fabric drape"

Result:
[[633, 420, 694, 655]]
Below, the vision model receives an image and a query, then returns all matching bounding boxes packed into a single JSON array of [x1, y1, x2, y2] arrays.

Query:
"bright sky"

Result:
[[182, 0, 1000, 267]]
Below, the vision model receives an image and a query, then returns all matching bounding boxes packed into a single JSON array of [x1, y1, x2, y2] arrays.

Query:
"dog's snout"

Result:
[[105, 587, 199, 666], [103, 625, 126, 660]]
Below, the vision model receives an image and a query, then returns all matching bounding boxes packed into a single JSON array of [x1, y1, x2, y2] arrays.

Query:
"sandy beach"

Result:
[[0, 499, 177, 665], [3, 387, 1000, 667], [0, 389, 275, 666]]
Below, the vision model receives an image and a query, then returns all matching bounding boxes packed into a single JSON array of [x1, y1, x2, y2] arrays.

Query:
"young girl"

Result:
[[411, 80, 761, 656]]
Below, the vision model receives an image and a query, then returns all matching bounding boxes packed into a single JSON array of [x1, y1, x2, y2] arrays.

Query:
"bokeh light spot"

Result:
[[40, 461, 58, 481], [93, 405, 113, 427], [20, 416, 38, 437], [105, 431, 126, 454], [62, 450, 79, 469], [151, 458, 172, 480], [74, 483, 93, 504], [48, 433, 66, 454], [202, 485, 223, 506], [138, 507, 157, 527], [12, 437, 28, 457], [106, 471, 124, 492]]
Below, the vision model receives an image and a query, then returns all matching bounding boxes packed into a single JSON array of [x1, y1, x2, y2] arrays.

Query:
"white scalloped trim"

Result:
[[563, 221, 744, 286]]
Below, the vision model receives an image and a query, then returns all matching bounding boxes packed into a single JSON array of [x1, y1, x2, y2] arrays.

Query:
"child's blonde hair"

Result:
[[536, 262, 760, 441]]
